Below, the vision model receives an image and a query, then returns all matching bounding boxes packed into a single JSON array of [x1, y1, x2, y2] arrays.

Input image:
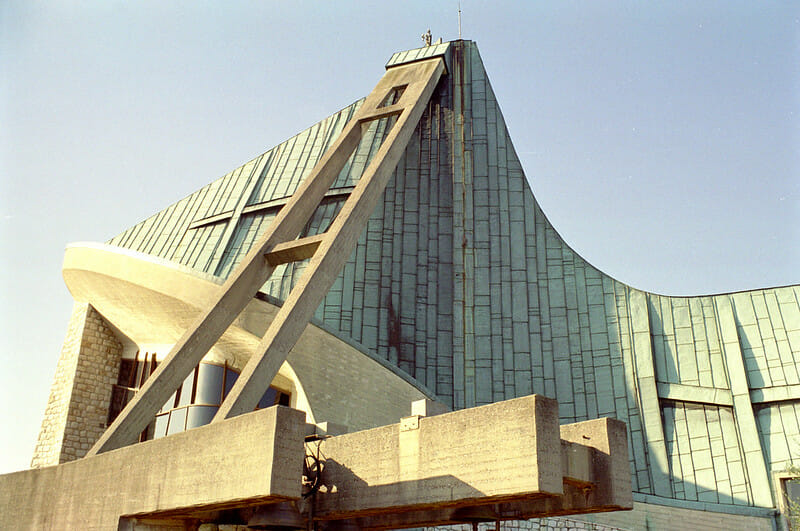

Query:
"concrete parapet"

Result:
[[1, 406, 306, 530], [2, 395, 628, 530], [311, 395, 631, 529]]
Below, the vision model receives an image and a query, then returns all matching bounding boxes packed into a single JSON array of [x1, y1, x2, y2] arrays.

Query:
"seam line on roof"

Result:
[[188, 187, 357, 231]]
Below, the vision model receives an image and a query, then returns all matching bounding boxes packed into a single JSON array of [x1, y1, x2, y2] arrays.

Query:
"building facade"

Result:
[[31, 40, 799, 529]]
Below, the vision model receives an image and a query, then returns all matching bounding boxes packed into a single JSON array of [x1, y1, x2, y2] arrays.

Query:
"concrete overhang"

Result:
[[61, 242, 432, 431]]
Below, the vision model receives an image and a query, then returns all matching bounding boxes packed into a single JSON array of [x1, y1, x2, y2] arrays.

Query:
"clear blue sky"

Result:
[[1, 1, 798, 473]]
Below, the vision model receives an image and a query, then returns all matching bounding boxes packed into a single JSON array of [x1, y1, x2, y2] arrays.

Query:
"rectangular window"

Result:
[[784, 477, 800, 529], [379, 85, 407, 107]]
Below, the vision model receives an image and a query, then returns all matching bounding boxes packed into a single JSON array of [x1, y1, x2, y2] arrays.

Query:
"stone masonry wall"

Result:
[[31, 302, 88, 467], [31, 302, 123, 467], [575, 500, 773, 531], [424, 518, 625, 531], [423, 504, 774, 531]]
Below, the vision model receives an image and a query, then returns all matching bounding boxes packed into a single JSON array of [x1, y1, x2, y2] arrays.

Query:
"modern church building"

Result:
[[8, 40, 800, 529]]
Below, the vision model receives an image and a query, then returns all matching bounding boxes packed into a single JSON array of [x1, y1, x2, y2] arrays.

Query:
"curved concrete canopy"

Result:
[[62, 242, 432, 431]]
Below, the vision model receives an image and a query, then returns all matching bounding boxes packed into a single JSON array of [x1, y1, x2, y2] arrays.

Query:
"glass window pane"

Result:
[[196, 364, 224, 405], [224, 368, 239, 398], [154, 414, 168, 439], [787, 479, 800, 505], [186, 405, 218, 429], [159, 390, 177, 413], [176, 370, 195, 407], [167, 408, 188, 435]]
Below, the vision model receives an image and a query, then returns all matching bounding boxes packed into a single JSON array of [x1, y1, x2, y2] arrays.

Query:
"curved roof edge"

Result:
[[68, 241, 439, 402], [254, 290, 439, 400], [529, 195, 800, 299], [62, 241, 436, 431]]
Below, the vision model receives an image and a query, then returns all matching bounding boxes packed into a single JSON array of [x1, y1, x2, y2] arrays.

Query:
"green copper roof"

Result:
[[107, 40, 800, 514], [386, 41, 450, 69]]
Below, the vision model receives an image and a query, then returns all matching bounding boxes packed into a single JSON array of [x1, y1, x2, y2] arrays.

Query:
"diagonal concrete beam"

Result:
[[86, 55, 443, 456], [213, 57, 446, 422]]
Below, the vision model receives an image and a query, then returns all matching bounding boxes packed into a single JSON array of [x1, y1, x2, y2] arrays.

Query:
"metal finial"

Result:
[[458, 2, 462, 39]]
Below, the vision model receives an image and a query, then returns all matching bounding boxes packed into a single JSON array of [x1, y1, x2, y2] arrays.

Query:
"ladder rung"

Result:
[[265, 234, 325, 266], [358, 103, 404, 124]]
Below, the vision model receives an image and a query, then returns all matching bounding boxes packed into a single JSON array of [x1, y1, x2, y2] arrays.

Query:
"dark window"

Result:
[[117, 358, 136, 387], [257, 387, 292, 409], [258, 387, 278, 409], [277, 391, 291, 407], [107, 353, 156, 426], [379, 85, 407, 107], [109, 357, 292, 441], [224, 367, 238, 397]]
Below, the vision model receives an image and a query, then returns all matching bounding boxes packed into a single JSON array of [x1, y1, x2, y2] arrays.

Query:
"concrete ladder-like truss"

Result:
[[87, 55, 447, 456]]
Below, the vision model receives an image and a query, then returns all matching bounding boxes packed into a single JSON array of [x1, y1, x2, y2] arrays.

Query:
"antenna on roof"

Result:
[[458, 1, 462, 39]]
